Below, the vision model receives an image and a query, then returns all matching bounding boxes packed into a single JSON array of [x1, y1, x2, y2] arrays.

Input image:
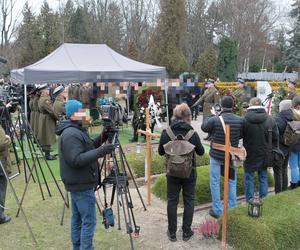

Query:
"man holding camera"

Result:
[[0, 124, 11, 224], [56, 100, 115, 250]]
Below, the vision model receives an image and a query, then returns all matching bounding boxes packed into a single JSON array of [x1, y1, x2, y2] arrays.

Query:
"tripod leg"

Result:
[[0, 160, 38, 245], [118, 142, 147, 211], [60, 191, 69, 226]]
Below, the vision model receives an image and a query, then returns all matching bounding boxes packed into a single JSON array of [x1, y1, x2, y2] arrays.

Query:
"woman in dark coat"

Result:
[[158, 103, 205, 242]]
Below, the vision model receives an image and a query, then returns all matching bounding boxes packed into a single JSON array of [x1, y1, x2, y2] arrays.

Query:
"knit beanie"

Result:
[[279, 100, 292, 112], [221, 96, 234, 109], [65, 100, 83, 118]]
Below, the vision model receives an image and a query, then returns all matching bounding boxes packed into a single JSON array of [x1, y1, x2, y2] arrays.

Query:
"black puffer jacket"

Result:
[[275, 109, 300, 153], [158, 120, 205, 169], [243, 107, 279, 171], [55, 120, 105, 192], [201, 110, 244, 161]]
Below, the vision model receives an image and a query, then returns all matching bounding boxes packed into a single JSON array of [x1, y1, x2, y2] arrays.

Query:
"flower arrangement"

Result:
[[137, 89, 162, 129]]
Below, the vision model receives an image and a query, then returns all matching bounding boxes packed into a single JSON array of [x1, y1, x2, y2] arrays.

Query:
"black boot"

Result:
[[288, 182, 298, 190], [298, 181, 300, 188], [45, 151, 57, 161]]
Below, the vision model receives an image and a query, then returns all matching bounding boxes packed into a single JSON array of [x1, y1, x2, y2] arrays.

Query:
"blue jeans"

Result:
[[288, 151, 300, 184], [244, 170, 268, 202], [210, 157, 237, 216], [71, 189, 96, 250]]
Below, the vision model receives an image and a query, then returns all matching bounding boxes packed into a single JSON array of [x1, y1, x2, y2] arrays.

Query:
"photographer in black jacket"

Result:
[[56, 100, 114, 250]]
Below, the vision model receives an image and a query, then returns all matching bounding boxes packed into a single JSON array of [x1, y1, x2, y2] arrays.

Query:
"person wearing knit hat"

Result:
[[201, 95, 244, 219], [53, 86, 66, 120], [55, 100, 115, 250]]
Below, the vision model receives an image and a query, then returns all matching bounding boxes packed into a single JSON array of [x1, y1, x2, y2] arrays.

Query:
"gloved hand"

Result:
[[98, 144, 115, 157]]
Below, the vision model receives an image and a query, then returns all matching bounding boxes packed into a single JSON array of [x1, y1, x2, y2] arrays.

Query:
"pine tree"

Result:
[[195, 46, 217, 80], [217, 36, 238, 81], [285, 1, 300, 72], [146, 0, 188, 78]]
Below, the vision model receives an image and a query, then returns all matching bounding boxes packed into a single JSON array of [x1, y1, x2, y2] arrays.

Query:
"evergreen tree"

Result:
[[62, 0, 75, 42], [38, 1, 61, 57], [285, 1, 300, 72], [274, 28, 287, 73], [217, 36, 238, 81], [146, 0, 188, 78], [195, 46, 217, 80], [16, 3, 43, 67]]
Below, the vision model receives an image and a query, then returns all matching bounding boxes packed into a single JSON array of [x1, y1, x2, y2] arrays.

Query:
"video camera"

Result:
[[0, 83, 22, 108]]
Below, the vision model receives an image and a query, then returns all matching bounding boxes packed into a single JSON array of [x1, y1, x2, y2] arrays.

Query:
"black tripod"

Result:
[[99, 128, 147, 250]]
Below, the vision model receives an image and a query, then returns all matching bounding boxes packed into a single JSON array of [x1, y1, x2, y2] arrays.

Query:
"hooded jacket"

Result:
[[158, 120, 205, 171], [55, 120, 105, 192], [243, 106, 279, 171]]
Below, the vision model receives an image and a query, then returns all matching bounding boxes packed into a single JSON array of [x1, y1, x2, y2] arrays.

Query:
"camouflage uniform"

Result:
[[193, 86, 220, 121]]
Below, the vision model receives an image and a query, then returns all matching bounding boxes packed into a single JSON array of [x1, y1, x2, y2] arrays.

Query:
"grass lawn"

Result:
[[0, 174, 133, 250]]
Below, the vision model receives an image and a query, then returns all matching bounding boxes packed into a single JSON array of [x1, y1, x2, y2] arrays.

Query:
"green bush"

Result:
[[152, 166, 274, 206], [126, 152, 210, 178], [221, 189, 300, 250]]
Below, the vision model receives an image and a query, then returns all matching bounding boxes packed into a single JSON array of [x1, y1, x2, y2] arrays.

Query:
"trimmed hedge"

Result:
[[152, 165, 274, 206], [221, 188, 300, 250], [126, 152, 210, 178]]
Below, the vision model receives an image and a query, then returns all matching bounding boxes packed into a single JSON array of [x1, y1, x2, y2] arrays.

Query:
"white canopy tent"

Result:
[[10, 43, 168, 121], [11, 43, 166, 85]]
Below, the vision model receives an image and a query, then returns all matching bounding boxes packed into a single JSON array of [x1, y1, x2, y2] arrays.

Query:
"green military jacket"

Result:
[[193, 86, 220, 120], [233, 88, 248, 116], [37, 95, 58, 146], [53, 96, 66, 120], [0, 125, 11, 172]]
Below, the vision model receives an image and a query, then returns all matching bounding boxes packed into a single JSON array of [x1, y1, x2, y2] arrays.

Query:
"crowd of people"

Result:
[[158, 78, 300, 242]]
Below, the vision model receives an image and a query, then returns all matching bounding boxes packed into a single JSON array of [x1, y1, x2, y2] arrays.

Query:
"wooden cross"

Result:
[[138, 108, 160, 205], [211, 125, 231, 249]]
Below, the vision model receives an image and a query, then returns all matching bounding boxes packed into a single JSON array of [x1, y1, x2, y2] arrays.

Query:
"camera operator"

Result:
[[0, 124, 11, 224], [56, 100, 115, 250]]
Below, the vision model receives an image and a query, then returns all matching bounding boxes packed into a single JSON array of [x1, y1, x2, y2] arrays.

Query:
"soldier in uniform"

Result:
[[37, 84, 58, 160], [285, 80, 297, 100], [0, 124, 11, 224], [192, 79, 220, 121], [33, 88, 41, 139], [233, 79, 248, 117], [53, 85, 66, 120]]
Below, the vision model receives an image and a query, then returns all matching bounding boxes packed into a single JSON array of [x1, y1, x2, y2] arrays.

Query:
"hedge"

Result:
[[151, 165, 274, 206], [220, 188, 300, 250], [126, 152, 210, 178]]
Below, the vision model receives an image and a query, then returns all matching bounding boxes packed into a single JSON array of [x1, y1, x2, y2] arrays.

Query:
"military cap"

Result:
[[206, 79, 215, 84], [38, 83, 48, 90], [237, 78, 245, 84], [288, 80, 296, 85], [53, 85, 64, 96]]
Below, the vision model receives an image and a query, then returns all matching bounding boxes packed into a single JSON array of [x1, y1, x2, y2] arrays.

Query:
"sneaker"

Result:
[[183, 230, 194, 242], [167, 230, 177, 242], [0, 215, 11, 224], [209, 209, 220, 219]]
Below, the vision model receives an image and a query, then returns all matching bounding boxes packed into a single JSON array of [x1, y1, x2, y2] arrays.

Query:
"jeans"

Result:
[[288, 151, 300, 184], [273, 154, 289, 193], [210, 157, 237, 216], [244, 170, 268, 202], [167, 169, 196, 235], [71, 189, 96, 250], [0, 160, 8, 219]]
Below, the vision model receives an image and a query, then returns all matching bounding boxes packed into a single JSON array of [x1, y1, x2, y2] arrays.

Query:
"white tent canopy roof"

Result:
[[11, 43, 166, 85]]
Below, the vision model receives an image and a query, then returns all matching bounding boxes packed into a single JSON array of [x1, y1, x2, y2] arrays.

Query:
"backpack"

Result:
[[163, 127, 195, 178], [283, 120, 300, 146]]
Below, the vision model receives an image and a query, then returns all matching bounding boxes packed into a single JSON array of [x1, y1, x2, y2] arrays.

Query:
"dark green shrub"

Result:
[[221, 189, 300, 250], [126, 152, 210, 178], [152, 166, 274, 206]]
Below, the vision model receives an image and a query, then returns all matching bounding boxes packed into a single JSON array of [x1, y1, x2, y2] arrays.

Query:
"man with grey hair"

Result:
[[243, 97, 279, 201]]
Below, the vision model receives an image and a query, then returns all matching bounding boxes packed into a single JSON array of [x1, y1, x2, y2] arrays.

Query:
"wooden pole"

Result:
[[222, 125, 230, 249], [145, 108, 151, 205]]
